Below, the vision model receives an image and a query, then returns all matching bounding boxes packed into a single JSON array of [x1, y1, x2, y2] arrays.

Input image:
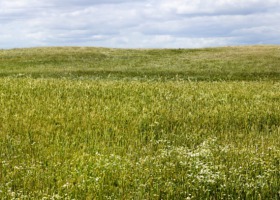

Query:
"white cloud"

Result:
[[0, 0, 280, 48], [160, 0, 280, 15]]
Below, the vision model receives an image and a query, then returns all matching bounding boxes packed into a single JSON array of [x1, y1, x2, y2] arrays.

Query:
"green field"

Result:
[[0, 46, 280, 199]]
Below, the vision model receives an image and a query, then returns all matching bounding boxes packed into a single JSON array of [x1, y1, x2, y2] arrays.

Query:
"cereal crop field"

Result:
[[0, 46, 280, 199]]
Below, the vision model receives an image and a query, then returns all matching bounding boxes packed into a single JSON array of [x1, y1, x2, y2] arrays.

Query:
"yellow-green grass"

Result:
[[0, 46, 280, 199], [0, 78, 279, 199]]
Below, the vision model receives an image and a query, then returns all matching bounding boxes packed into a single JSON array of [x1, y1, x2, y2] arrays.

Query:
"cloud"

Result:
[[160, 0, 280, 16], [0, 0, 280, 48]]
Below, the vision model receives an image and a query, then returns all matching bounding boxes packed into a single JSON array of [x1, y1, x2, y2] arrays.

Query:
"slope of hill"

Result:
[[1, 45, 279, 81]]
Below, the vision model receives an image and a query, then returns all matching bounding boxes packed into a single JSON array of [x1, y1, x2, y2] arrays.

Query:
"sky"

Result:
[[1, 0, 280, 49]]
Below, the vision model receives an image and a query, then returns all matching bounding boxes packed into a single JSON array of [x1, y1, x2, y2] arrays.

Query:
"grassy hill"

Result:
[[0, 46, 280, 199], [1, 45, 280, 81]]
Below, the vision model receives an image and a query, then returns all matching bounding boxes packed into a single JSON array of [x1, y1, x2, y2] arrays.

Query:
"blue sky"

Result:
[[1, 0, 280, 49]]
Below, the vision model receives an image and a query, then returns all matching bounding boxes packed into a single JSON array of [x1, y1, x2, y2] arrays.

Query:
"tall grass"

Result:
[[0, 77, 279, 199]]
